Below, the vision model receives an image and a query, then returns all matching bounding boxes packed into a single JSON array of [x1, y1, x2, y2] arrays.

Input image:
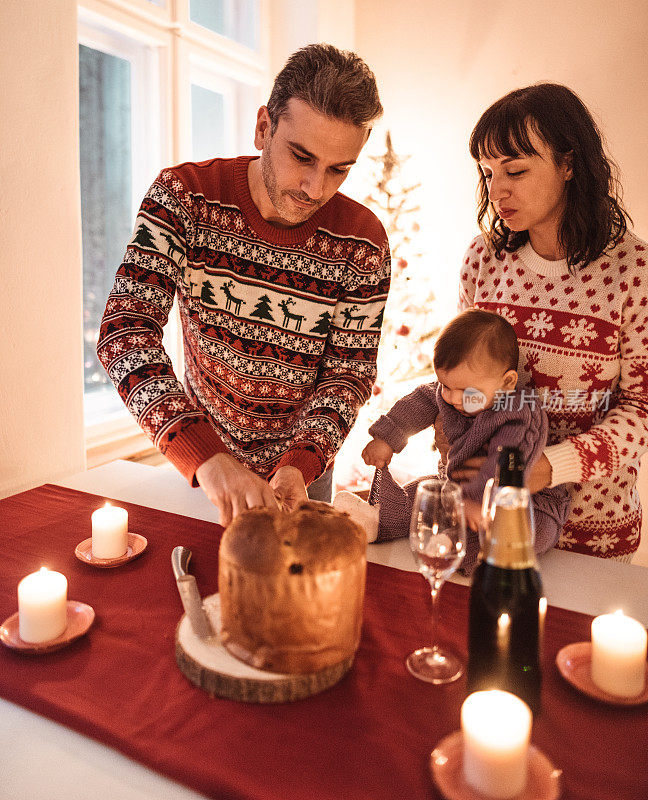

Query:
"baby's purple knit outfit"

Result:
[[368, 383, 571, 573]]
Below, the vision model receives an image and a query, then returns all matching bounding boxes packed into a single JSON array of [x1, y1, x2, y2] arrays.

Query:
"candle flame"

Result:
[[104, 502, 111, 508], [539, 597, 547, 615], [614, 609, 625, 617], [39, 566, 49, 574]]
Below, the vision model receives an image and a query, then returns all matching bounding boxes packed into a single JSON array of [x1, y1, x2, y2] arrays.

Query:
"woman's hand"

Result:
[[451, 453, 553, 493], [449, 456, 485, 483], [526, 454, 552, 493], [463, 497, 483, 532]]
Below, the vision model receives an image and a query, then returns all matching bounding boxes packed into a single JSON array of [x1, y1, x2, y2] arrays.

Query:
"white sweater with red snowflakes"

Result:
[[460, 231, 648, 560]]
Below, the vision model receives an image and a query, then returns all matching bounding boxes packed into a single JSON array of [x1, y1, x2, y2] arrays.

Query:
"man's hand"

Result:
[[270, 466, 308, 512], [196, 453, 278, 526], [362, 437, 394, 469]]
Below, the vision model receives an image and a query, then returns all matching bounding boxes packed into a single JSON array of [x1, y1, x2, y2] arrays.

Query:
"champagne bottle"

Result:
[[466, 446, 543, 714]]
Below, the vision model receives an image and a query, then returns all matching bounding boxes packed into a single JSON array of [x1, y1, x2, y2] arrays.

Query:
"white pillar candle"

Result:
[[92, 502, 128, 559], [18, 568, 68, 643], [462, 690, 532, 799], [591, 611, 647, 697]]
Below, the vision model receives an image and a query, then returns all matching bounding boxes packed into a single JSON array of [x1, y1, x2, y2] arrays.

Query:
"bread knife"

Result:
[[171, 546, 214, 639]]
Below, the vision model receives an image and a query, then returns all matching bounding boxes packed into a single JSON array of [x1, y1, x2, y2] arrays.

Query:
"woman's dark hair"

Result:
[[267, 44, 382, 133], [469, 83, 630, 271], [434, 309, 519, 373]]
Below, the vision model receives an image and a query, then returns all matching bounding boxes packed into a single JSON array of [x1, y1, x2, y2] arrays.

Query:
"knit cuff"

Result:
[[368, 415, 408, 453], [163, 417, 229, 487], [544, 440, 581, 486], [275, 446, 324, 487]]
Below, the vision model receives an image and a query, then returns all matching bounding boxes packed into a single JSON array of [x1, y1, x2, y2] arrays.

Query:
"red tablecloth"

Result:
[[0, 484, 646, 800]]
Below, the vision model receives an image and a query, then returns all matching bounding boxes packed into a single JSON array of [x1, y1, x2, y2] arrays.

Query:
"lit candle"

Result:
[[92, 502, 128, 559], [18, 568, 68, 643], [539, 596, 547, 655], [591, 611, 647, 697], [462, 690, 532, 799]]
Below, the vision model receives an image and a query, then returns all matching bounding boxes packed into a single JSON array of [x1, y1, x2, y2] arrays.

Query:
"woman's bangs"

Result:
[[472, 108, 539, 161]]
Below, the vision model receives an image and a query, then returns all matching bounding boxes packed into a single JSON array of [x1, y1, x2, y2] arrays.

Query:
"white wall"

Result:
[[353, 0, 648, 309], [0, 0, 85, 498], [352, 0, 648, 563], [269, 0, 355, 79]]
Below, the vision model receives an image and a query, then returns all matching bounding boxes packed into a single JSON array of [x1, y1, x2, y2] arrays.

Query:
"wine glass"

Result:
[[407, 478, 466, 683]]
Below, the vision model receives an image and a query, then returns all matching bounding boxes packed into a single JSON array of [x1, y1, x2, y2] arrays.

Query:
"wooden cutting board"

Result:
[[175, 593, 354, 703]]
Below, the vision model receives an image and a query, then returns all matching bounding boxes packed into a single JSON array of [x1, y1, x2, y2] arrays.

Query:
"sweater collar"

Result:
[[233, 156, 324, 246], [518, 242, 571, 277]]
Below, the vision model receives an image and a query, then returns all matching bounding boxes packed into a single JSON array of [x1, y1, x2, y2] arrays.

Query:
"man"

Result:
[[97, 44, 390, 525]]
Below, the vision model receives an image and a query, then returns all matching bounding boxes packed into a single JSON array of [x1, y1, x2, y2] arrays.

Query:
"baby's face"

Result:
[[436, 359, 517, 416]]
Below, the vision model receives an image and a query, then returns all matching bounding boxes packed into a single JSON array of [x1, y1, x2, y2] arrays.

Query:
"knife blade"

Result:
[[171, 546, 214, 640]]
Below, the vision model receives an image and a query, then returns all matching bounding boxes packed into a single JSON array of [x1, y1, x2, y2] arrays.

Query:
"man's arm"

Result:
[[96, 170, 276, 523]]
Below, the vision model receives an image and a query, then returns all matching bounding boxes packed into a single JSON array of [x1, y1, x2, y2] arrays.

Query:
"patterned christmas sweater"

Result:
[[459, 232, 648, 560], [97, 156, 391, 487]]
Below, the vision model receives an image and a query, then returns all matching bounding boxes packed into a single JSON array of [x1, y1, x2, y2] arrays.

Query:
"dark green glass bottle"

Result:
[[466, 446, 544, 715]]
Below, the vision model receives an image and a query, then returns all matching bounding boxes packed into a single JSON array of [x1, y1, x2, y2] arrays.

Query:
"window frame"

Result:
[[78, 0, 269, 467]]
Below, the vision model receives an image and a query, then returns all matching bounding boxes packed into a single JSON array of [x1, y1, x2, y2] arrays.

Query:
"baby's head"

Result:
[[433, 309, 518, 416]]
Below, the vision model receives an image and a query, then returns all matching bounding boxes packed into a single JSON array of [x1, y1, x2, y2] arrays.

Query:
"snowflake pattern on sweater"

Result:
[[97, 157, 390, 486], [459, 233, 648, 559]]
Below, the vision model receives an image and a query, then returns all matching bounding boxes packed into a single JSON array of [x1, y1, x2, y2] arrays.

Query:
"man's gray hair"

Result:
[[267, 43, 383, 132]]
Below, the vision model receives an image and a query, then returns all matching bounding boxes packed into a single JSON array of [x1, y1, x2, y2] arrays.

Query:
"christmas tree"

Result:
[[251, 294, 275, 321], [364, 132, 440, 407], [132, 223, 156, 248], [334, 132, 441, 493], [201, 280, 217, 305]]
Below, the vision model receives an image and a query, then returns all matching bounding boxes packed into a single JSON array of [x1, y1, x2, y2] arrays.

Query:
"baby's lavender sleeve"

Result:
[[368, 383, 440, 453]]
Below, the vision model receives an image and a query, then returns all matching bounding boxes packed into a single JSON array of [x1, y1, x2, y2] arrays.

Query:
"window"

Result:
[[190, 0, 260, 51], [78, 0, 267, 461]]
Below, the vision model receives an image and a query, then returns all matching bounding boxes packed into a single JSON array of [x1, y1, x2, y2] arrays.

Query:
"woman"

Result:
[[454, 82, 648, 561]]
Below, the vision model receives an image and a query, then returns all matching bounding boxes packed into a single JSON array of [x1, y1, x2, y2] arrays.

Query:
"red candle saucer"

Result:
[[75, 533, 147, 568], [430, 730, 561, 800], [555, 641, 648, 706], [0, 601, 95, 654]]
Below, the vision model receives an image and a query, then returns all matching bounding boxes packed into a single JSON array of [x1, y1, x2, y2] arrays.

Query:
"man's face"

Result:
[[254, 98, 369, 226]]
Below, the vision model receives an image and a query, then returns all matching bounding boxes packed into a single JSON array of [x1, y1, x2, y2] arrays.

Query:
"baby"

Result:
[[334, 308, 570, 572]]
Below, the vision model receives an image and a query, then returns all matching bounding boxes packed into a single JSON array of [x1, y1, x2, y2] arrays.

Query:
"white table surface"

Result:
[[2, 460, 647, 800]]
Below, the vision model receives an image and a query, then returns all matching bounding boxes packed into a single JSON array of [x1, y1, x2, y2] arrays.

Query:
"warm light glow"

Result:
[[92, 503, 128, 559], [18, 569, 68, 643], [461, 690, 531, 799], [591, 612, 647, 697], [498, 613, 511, 632]]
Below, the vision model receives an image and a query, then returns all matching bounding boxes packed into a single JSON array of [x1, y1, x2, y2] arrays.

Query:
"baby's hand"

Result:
[[362, 438, 394, 469]]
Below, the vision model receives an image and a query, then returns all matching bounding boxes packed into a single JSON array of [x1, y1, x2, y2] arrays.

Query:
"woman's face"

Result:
[[478, 127, 572, 246]]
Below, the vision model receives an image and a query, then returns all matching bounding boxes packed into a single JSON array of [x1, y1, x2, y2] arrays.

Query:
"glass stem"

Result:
[[429, 581, 442, 651]]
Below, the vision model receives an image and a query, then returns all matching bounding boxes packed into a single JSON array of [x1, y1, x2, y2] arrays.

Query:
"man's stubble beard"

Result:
[[260, 139, 319, 226]]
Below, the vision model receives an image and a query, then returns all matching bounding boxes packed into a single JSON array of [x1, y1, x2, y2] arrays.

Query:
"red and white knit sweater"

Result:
[[460, 232, 648, 560], [97, 156, 390, 487]]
